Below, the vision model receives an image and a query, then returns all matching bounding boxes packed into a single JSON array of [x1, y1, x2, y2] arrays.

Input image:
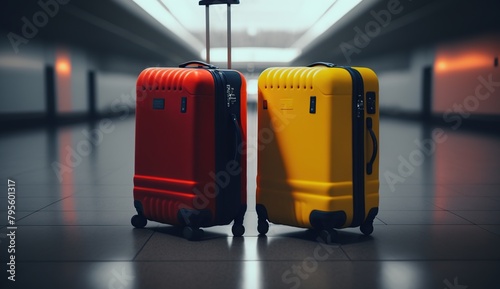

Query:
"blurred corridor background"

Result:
[[1, 0, 499, 126], [0, 0, 499, 288]]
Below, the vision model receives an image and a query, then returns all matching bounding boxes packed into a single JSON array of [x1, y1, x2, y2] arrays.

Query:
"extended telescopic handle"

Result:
[[199, 0, 240, 4], [199, 0, 240, 69]]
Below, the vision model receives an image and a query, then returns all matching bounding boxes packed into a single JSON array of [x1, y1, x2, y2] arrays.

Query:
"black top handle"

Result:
[[179, 61, 218, 69], [199, 0, 239, 4], [307, 62, 337, 68]]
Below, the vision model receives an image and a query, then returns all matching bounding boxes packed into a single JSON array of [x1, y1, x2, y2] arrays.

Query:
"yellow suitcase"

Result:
[[256, 62, 379, 242]]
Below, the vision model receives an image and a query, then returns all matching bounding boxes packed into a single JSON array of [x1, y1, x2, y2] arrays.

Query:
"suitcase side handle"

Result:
[[366, 117, 378, 175], [179, 61, 218, 69], [231, 113, 243, 161], [307, 62, 337, 68]]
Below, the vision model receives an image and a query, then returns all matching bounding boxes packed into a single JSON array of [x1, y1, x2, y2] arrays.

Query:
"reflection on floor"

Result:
[[0, 110, 499, 289]]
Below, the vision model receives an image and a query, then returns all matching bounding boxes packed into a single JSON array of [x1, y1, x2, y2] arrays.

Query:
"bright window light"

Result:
[[132, 0, 364, 64], [201, 47, 301, 63], [151, 0, 339, 33], [132, 0, 204, 51], [292, 0, 364, 49]]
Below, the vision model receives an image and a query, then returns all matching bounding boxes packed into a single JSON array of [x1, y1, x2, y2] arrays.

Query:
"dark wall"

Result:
[[291, 0, 500, 121], [0, 0, 199, 127]]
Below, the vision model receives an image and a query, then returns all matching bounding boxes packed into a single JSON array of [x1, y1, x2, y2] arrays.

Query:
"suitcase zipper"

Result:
[[342, 67, 365, 227], [209, 69, 243, 224], [210, 69, 226, 223]]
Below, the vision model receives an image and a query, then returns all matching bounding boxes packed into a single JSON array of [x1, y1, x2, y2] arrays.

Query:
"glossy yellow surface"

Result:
[[256, 66, 379, 228]]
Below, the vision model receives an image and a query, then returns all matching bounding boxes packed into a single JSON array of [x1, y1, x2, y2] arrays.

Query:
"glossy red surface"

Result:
[[133, 67, 247, 225]]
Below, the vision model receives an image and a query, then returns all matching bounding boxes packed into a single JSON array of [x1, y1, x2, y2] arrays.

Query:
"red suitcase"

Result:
[[131, 0, 247, 240]]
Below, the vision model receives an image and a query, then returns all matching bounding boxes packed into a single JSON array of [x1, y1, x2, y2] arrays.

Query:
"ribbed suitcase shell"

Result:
[[133, 67, 247, 235], [256, 66, 379, 232]]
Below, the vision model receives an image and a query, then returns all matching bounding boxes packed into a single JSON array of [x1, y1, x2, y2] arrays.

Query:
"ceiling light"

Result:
[[132, 0, 364, 64]]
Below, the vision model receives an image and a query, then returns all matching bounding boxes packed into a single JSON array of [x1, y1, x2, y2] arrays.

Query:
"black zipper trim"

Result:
[[208, 69, 242, 225], [209, 69, 225, 224], [342, 67, 365, 227]]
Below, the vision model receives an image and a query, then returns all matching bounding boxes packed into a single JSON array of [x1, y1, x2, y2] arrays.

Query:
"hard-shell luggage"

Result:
[[131, 0, 247, 241], [255, 63, 379, 243]]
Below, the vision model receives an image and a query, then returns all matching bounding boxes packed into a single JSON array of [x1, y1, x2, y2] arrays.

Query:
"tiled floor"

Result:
[[1, 110, 499, 289]]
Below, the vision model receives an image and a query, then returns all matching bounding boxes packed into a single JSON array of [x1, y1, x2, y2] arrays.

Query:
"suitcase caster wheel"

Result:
[[232, 224, 245, 237], [257, 220, 269, 235], [360, 223, 374, 236], [319, 229, 337, 244], [131, 215, 147, 228], [183, 227, 203, 241]]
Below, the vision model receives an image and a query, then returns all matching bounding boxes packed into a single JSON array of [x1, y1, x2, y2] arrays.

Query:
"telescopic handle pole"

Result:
[[205, 5, 210, 63], [227, 3, 231, 69], [200, 0, 239, 69]]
